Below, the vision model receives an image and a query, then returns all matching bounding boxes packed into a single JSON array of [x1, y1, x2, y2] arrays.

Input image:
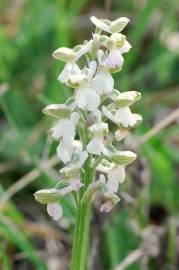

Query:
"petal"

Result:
[[58, 63, 72, 83], [52, 119, 76, 142], [47, 203, 63, 221], [102, 106, 118, 125], [97, 49, 105, 65], [77, 150, 88, 167], [119, 40, 132, 54], [91, 69, 114, 95], [107, 166, 125, 193], [110, 17, 130, 33], [115, 107, 136, 128], [90, 16, 110, 33], [75, 87, 100, 111], [87, 137, 104, 155], [57, 141, 74, 163], [70, 112, 80, 126], [88, 60, 97, 79], [100, 201, 114, 212], [58, 63, 81, 83], [76, 40, 93, 59], [106, 49, 124, 69]]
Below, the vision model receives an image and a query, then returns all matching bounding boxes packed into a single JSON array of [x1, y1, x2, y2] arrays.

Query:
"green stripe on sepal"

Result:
[[43, 104, 70, 118], [112, 90, 141, 107], [106, 150, 137, 165], [34, 189, 60, 204]]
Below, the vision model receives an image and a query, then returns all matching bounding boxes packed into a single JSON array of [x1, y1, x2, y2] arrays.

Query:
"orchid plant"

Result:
[[34, 15, 142, 270]]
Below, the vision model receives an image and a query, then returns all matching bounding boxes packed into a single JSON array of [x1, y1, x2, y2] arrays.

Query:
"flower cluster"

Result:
[[34, 16, 142, 221]]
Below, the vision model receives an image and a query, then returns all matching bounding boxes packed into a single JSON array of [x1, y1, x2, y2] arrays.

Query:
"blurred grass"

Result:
[[0, 0, 179, 269]]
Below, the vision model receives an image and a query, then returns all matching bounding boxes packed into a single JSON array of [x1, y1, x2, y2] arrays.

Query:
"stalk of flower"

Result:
[[34, 15, 142, 270]]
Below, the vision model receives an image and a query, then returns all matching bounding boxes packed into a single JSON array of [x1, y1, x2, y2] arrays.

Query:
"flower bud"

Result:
[[34, 189, 60, 204], [110, 17, 130, 33], [106, 150, 137, 165], [52, 47, 77, 62], [43, 104, 70, 118]]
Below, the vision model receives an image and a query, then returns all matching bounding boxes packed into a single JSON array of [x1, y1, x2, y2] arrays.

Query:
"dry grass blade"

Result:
[[140, 107, 179, 144], [0, 155, 58, 211], [114, 249, 143, 270]]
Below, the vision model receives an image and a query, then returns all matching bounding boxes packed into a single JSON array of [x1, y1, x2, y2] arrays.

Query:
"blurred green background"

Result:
[[0, 0, 179, 269]]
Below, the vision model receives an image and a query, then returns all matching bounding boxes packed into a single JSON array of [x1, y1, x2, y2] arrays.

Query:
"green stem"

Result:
[[71, 201, 91, 270], [71, 157, 94, 270]]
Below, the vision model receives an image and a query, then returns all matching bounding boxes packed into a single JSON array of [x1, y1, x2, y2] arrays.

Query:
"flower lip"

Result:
[[106, 48, 124, 69], [47, 203, 63, 221]]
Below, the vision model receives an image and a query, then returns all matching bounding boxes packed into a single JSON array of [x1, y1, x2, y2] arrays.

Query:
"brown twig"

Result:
[[105, 0, 112, 19], [140, 107, 179, 144], [0, 155, 58, 211]]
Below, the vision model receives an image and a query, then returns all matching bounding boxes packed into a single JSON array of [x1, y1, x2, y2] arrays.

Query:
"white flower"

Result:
[[74, 61, 100, 111], [57, 139, 88, 165], [102, 105, 140, 128], [100, 192, 120, 212], [91, 68, 114, 95], [57, 140, 74, 163], [114, 107, 138, 128], [47, 203, 63, 221], [87, 136, 106, 155], [107, 165, 125, 193], [75, 85, 100, 111], [97, 161, 125, 193], [53, 41, 92, 83], [90, 16, 129, 34], [87, 123, 108, 155], [58, 62, 81, 83], [51, 112, 79, 143]]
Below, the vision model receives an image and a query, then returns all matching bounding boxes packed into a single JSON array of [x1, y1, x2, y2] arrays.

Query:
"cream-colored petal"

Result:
[[107, 166, 125, 193], [57, 141, 74, 163], [90, 16, 110, 33], [91, 69, 114, 95], [47, 203, 63, 221]]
